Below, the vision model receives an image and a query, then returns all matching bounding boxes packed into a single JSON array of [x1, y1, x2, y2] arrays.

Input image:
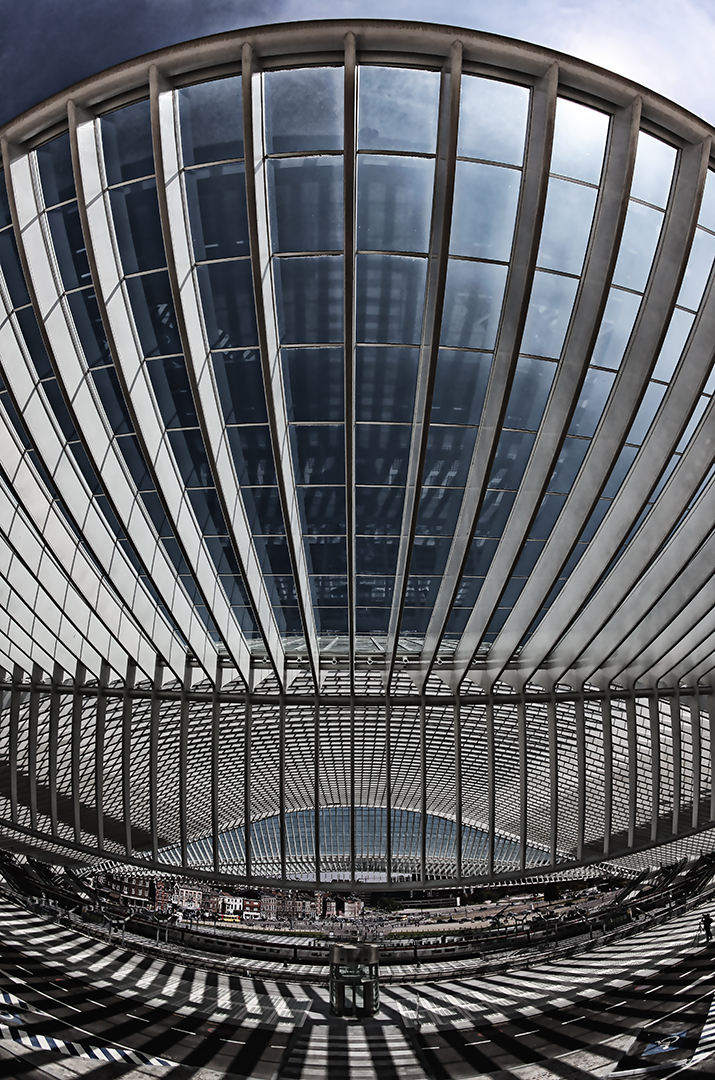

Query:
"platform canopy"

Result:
[[1, 21, 715, 889]]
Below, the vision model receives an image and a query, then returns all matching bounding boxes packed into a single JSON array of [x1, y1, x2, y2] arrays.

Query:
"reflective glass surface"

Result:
[[356, 254, 426, 344], [110, 180, 165, 274], [612, 201, 664, 292], [440, 259, 508, 350], [458, 76, 529, 165], [590, 288, 641, 369], [537, 178, 598, 275], [269, 157, 343, 252], [355, 347, 418, 422], [283, 348, 343, 421], [520, 271, 579, 358], [550, 99, 608, 185], [36, 134, 75, 206], [185, 163, 249, 260], [451, 161, 520, 261], [197, 260, 258, 348], [431, 350, 491, 426], [102, 99, 154, 185], [275, 256, 343, 343], [264, 67, 343, 153], [357, 155, 434, 253], [358, 66, 439, 154], [179, 77, 243, 165], [630, 133, 677, 208], [126, 272, 182, 356]]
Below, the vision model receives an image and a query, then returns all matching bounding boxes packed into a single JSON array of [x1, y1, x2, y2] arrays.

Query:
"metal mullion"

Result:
[[314, 694, 320, 884], [691, 688, 701, 829], [150, 67, 284, 688], [486, 690, 495, 877], [575, 688, 586, 861], [71, 661, 86, 844], [71, 106, 251, 681], [211, 660, 222, 876], [179, 659, 191, 871], [419, 63, 558, 684], [279, 693, 286, 885], [244, 690, 252, 881], [499, 137, 711, 684], [241, 43, 321, 686], [670, 688, 682, 835], [547, 689, 558, 867], [121, 658, 135, 857], [49, 662, 63, 838], [8, 664, 22, 824], [454, 693, 462, 882], [382, 42, 463, 688], [625, 688, 637, 848], [385, 694, 392, 885], [344, 33, 357, 686], [420, 694, 427, 885], [26, 665, 41, 832], [430, 98, 640, 683], [517, 690, 527, 871], [149, 656, 163, 865], [5, 129, 192, 681], [602, 690, 612, 856], [350, 693, 355, 885], [649, 691, 661, 842], [527, 277, 715, 686]]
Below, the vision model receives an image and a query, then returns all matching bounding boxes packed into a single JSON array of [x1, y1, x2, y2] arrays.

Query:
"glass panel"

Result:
[[698, 171, 715, 233], [355, 424, 411, 485], [36, 134, 75, 206], [548, 434, 587, 494], [269, 157, 343, 253], [179, 77, 243, 165], [432, 349, 491, 426], [229, 425, 277, 485], [415, 486, 464, 535], [110, 180, 165, 274], [91, 366, 132, 435], [458, 76, 529, 165], [487, 430, 536, 489], [355, 346, 418, 422], [537, 178, 597, 276], [355, 254, 426, 345], [0, 172, 11, 229], [116, 433, 152, 490], [283, 348, 343, 421], [355, 487, 405, 535], [15, 306, 52, 379], [274, 255, 343, 344], [355, 536, 399, 573], [677, 228, 715, 311], [590, 288, 641, 370], [357, 155, 434, 254], [311, 576, 347, 605], [550, 99, 608, 185], [264, 68, 343, 153], [521, 271, 579, 359], [47, 202, 90, 290], [291, 424, 345, 485], [212, 350, 267, 425], [358, 67, 439, 154], [513, 540, 544, 575], [473, 489, 516, 538], [580, 497, 610, 542], [101, 100, 154, 185], [529, 492, 566, 538], [0, 230, 30, 308], [568, 368, 615, 437], [197, 260, 258, 348], [298, 487, 346, 533], [440, 259, 508, 350], [145, 356, 199, 428], [676, 394, 708, 453], [627, 381, 667, 445], [410, 536, 452, 575], [464, 537, 499, 575], [450, 161, 520, 261], [242, 487, 285, 534], [188, 487, 227, 535], [356, 577, 394, 606], [652, 308, 694, 382], [422, 426, 477, 486], [602, 444, 638, 498], [167, 428, 211, 487], [630, 132, 676, 208], [305, 536, 347, 574], [405, 576, 441, 605], [612, 201, 663, 292], [67, 290, 110, 368], [185, 163, 249, 261], [504, 356, 556, 430], [126, 272, 182, 356]]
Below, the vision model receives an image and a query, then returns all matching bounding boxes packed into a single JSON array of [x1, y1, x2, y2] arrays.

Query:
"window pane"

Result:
[[291, 424, 345, 485], [432, 349, 491, 426], [458, 76, 529, 165], [652, 308, 694, 382], [529, 493, 566, 538], [440, 259, 507, 350], [504, 356, 556, 430], [229, 425, 277, 486], [269, 157, 343, 253], [298, 487, 346, 534], [355, 346, 418, 422], [91, 366, 132, 434], [305, 536, 347, 574], [212, 350, 267, 425], [568, 367, 615, 437], [355, 424, 411, 485], [355, 488, 405, 535], [590, 288, 641, 370], [264, 67, 343, 153], [167, 427, 211, 486], [415, 486, 464, 535], [550, 99, 608, 185], [627, 381, 666, 445], [451, 160, 520, 261], [630, 132, 676, 208], [473, 489, 517, 537], [358, 66, 439, 154], [521, 271, 579, 358], [102, 100, 154, 185], [283, 348, 343, 421], [47, 202, 90, 290], [179, 77, 243, 165], [274, 255, 343, 344], [487, 430, 536, 489], [68, 289, 110, 368], [537, 178, 597, 275], [612, 201, 664, 292], [242, 487, 285, 534], [678, 228, 715, 312], [146, 356, 199, 428], [422, 426, 477, 486], [185, 163, 249, 261], [15, 306, 52, 379], [110, 179, 165, 274], [197, 260, 258, 348], [36, 134, 75, 206], [355, 254, 426, 345], [0, 230, 30, 308], [410, 536, 452, 575], [357, 155, 434, 254], [126, 271, 182, 356], [355, 536, 399, 572]]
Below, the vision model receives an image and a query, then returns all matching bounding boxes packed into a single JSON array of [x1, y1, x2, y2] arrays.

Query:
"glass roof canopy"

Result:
[[1, 21, 715, 888]]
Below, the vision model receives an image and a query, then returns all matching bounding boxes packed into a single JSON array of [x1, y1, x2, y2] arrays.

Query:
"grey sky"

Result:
[[0, 0, 712, 127]]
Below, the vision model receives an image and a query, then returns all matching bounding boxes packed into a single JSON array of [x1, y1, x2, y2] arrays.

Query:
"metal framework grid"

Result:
[[0, 20, 713, 890]]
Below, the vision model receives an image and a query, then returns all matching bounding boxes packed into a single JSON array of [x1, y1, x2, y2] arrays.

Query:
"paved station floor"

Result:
[[0, 896, 713, 1078]]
